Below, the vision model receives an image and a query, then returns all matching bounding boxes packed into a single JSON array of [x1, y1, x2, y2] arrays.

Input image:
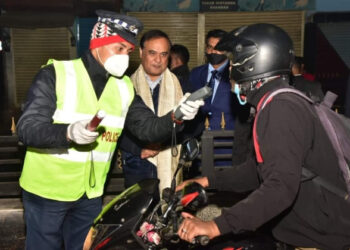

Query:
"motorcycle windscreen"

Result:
[[84, 179, 159, 250]]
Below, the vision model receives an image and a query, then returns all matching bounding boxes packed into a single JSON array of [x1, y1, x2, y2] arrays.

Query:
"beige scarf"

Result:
[[131, 65, 183, 193]]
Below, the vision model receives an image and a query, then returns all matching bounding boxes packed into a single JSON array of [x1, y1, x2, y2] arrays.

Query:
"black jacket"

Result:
[[118, 83, 162, 156], [291, 75, 324, 102], [171, 64, 191, 94], [210, 77, 350, 249], [17, 50, 179, 149]]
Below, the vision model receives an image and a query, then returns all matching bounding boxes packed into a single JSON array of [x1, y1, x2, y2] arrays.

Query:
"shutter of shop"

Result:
[[11, 28, 71, 106], [127, 12, 199, 72], [11, 11, 304, 106], [204, 11, 305, 63], [128, 11, 304, 69], [318, 22, 350, 69]]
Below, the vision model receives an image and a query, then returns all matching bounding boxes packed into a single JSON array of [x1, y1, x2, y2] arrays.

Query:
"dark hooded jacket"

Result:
[[209, 77, 350, 250]]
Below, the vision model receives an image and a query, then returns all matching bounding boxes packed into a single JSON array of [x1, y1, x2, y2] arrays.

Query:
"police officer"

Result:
[[17, 10, 203, 250]]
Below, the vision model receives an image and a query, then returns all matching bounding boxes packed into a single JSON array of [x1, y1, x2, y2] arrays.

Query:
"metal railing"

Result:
[[200, 129, 234, 187]]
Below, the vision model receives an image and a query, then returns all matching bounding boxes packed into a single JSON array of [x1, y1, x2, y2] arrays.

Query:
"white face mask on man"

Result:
[[103, 54, 129, 77], [97, 47, 129, 77]]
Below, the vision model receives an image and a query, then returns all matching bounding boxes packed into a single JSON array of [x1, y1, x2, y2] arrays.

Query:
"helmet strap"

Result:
[[240, 75, 281, 95]]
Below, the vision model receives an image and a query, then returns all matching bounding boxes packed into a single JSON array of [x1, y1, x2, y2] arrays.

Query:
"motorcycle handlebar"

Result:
[[192, 235, 210, 246]]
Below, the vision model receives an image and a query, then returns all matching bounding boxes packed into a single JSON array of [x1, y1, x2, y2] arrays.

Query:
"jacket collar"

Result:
[[247, 76, 290, 107], [81, 50, 109, 99], [171, 64, 190, 77], [81, 50, 109, 83]]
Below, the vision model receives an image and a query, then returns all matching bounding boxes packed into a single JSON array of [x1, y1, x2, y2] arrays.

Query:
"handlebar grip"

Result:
[[192, 235, 210, 246]]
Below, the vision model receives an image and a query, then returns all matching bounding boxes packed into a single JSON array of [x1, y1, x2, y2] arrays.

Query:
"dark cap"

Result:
[[90, 10, 143, 49]]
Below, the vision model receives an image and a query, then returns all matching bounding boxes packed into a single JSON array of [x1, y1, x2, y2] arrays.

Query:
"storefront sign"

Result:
[[200, 0, 238, 11]]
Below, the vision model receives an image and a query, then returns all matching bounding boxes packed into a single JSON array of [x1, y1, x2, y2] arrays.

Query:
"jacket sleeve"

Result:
[[17, 65, 70, 148], [213, 97, 313, 235], [118, 130, 143, 156], [208, 157, 260, 193], [124, 95, 183, 144], [232, 104, 254, 166]]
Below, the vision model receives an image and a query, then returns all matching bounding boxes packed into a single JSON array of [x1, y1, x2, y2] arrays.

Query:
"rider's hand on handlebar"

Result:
[[177, 212, 220, 243], [175, 177, 209, 192]]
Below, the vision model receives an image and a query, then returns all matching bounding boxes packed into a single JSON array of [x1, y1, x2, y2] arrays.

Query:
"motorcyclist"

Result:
[[176, 23, 350, 249]]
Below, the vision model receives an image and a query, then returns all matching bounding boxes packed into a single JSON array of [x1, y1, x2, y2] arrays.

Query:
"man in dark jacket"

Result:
[[190, 29, 240, 132], [169, 44, 191, 93], [189, 30, 242, 169], [176, 24, 350, 250], [17, 11, 203, 250], [291, 56, 324, 102]]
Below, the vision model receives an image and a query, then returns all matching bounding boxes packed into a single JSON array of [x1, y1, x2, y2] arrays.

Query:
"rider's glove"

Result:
[[176, 93, 204, 121], [67, 120, 99, 144]]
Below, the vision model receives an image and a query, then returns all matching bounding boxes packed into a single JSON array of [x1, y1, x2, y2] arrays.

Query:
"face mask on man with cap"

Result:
[[95, 42, 132, 77], [103, 53, 129, 77], [89, 10, 143, 77]]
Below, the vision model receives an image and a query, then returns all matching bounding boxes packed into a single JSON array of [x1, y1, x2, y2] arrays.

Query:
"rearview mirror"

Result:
[[181, 138, 199, 162]]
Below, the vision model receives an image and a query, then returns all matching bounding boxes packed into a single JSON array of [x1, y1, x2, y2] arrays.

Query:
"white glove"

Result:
[[177, 93, 205, 120], [67, 120, 99, 145]]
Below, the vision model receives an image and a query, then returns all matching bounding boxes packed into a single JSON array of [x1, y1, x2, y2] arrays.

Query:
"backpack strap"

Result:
[[316, 102, 350, 194], [302, 168, 349, 201], [253, 88, 313, 164], [253, 88, 350, 201], [253, 93, 269, 164], [323, 91, 337, 109]]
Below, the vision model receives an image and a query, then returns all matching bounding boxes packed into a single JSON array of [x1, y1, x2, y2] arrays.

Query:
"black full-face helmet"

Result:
[[215, 23, 294, 86]]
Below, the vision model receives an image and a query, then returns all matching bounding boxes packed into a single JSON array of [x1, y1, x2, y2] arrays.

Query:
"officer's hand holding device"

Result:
[[174, 86, 212, 120], [67, 120, 99, 144]]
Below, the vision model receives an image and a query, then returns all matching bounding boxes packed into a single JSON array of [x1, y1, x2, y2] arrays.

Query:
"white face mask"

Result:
[[103, 54, 129, 77]]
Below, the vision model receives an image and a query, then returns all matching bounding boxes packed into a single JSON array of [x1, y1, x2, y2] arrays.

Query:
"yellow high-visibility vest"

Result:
[[20, 58, 134, 201]]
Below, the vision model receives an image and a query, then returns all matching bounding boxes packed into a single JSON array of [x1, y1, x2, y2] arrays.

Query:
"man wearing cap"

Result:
[[17, 10, 203, 250]]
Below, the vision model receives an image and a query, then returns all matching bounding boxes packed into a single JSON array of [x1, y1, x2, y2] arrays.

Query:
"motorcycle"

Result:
[[83, 138, 210, 250]]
